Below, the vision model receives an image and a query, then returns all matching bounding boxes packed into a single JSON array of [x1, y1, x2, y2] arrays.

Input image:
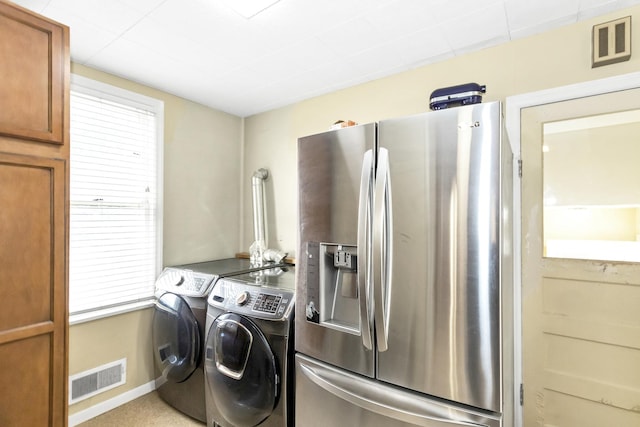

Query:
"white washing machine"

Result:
[[204, 267, 295, 427], [152, 258, 286, 423]]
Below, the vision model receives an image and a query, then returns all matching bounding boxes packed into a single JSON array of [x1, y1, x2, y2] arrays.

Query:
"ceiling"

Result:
[[11, 0, 640, 117]]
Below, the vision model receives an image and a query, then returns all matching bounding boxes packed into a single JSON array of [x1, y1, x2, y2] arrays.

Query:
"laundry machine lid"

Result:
[[205, 312, 278, 427], [152, 292, 201, 383]]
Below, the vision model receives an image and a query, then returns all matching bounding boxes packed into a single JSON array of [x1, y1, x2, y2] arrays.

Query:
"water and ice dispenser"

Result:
[[304, 242, 360, 334]]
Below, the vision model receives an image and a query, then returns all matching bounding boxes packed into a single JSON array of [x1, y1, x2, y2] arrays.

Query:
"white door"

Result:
[[521, 88, 640, 426]]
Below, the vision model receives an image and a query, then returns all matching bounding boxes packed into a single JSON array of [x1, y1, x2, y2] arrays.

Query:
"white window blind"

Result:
[[70, 75, 163, 317]]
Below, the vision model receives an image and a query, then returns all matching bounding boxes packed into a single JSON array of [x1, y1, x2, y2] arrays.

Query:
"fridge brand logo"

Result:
[[458, 121, 481, 129]]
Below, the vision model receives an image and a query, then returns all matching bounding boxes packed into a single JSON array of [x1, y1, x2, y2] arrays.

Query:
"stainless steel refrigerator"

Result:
[[295, 102, 514, 427]]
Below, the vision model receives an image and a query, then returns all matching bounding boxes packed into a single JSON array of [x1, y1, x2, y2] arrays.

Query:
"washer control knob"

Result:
[[236, 291, 251, 306]]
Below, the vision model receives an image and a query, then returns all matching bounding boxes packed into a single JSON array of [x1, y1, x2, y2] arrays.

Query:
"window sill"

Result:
[[69, 300, 155, 326]]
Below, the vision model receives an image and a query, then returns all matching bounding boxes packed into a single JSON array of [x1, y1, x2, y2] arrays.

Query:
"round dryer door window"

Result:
[[205, 313, 278, 427], [152, 292, 201, 382]]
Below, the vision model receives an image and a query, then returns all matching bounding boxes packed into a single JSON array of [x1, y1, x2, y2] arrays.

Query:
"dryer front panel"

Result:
[[152, 292, 201, 383], [205, 312, 279, 427]]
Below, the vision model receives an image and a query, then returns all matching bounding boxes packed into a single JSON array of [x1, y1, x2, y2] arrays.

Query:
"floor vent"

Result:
[[69, 358, 126, 404]]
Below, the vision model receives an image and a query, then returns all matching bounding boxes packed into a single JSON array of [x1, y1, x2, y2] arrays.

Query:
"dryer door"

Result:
[[152, 292, 201, 382], [205, 312, 279, 427]]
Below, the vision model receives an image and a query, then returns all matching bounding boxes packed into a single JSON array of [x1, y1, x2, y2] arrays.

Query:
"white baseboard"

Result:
[[68, 380, 156, 427]]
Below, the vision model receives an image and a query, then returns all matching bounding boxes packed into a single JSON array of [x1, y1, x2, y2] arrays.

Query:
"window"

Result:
[[69, 75, 163, 322], [543, 109, 640, 262]]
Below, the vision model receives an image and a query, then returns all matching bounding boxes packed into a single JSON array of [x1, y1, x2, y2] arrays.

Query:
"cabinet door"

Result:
[[0, 2, 68, 144], [0, 152, 67, 426]]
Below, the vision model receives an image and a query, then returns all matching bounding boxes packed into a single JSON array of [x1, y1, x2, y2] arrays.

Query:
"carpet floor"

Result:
[[77, 391, 204, 426]]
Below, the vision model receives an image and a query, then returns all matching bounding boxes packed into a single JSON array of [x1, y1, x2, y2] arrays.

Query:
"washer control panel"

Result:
[[209, 278, 294, 320], [253, 293, 282, 314], [155, 267, 215, 297]]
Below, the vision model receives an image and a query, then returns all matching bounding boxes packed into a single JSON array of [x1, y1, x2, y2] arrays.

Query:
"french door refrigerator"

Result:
[[295, 101, 514, 427]]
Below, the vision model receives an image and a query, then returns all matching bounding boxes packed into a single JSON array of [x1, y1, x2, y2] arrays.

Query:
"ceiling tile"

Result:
[[147, 0, 249, 45], [316, 17, 390, 56], [9, 0, 640, 117], [429, 0, 505, 24], [242, 38, 339, 88], [617, 0, 640, 8], [578, 1, 620, 19], [441, 2, 510, 53], [344, 43, 407, 79], [46, 0, 151, 34], [362, 1, 438, 41], [11, 0, 49, 12], [392, 27, 454, 67], [506, 0, 580, 35], [85, 37, 181, 88]]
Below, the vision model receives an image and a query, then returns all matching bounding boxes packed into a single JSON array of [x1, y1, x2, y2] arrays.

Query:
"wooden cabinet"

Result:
[[0, 1, 69, 426], [0, 2, 67, 144]]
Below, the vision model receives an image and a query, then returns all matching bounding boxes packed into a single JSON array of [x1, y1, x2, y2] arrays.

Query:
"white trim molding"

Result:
[[68, 380, 156, 426], [505, 71, 640, 427], [506, 71, 640, 158]]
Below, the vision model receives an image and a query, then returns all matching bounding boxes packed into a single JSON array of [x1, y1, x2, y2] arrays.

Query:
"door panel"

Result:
[[0, 152, 66, 426], [521, 89, 640, 426], [0, 335, 52, 426], [296, 124, 376, 377], [0, 159, 54, 329], [0, 2, 67, 144], [377, 103, 506, 412]]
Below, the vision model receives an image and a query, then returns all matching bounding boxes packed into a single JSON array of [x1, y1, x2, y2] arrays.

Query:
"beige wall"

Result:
[[241, 4, 640, 258], [545, 207, 638, 241], [68, 309, 154, 414], [69, 64, 243, 416], [544, 122, 640, 206], [543, 119, 640, 244]]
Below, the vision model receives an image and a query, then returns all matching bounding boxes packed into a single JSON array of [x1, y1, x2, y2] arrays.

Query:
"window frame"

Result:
[[69, 74, 164, 325]]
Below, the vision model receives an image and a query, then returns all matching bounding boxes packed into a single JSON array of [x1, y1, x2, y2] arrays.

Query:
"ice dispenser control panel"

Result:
[[208, 278, 294, 320]]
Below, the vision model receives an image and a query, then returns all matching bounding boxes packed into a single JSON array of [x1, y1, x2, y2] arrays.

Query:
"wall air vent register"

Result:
[[69, 358, 127, 404]]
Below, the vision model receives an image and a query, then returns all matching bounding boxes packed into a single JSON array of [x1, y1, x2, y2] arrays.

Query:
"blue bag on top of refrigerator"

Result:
[[429, 82, 486, 110]]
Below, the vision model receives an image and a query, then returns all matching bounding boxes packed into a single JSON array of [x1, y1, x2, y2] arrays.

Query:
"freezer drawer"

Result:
[[295, 354, 502, 427]]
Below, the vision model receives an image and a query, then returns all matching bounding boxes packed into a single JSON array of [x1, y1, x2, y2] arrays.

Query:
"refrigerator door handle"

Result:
[[299, 360, 490, 427], [373, 147, 393, 352], [357, 149, 374, 350]]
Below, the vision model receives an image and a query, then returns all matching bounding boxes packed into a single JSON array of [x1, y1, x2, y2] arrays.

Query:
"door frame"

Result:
[[505, 70, 640, 427]]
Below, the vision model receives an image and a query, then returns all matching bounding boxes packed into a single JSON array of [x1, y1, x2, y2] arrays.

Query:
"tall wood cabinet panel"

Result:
[[0, 1, 69, 426], [0, 1, 66, 144]]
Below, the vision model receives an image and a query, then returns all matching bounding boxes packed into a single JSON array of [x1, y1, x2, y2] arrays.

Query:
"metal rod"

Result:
[[252, 168, 269, 250]]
